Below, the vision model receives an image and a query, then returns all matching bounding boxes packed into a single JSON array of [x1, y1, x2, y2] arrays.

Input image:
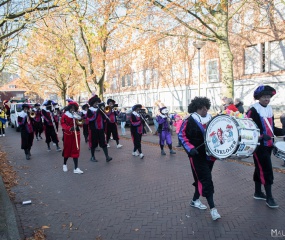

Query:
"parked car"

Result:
[[10, 102, 34, 131], [117, 106, 154, 126]]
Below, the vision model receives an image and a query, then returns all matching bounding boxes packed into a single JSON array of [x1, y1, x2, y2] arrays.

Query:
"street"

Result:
[[1, 126, 285, 240]]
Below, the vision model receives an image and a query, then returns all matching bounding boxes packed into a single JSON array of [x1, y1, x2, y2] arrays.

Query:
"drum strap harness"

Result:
[[263, 117, 275, 138]]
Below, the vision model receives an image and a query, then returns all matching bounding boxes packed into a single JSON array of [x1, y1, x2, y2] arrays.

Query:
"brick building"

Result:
[[104, 1, 285, 113]]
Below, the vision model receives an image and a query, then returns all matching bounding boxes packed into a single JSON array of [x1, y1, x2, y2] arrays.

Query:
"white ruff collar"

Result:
[[132, 111, 140, 117], [65, 111, 74, 118], [82, 110, 87, 114], [192, 112, 212, 125], [252, 102, 273, 118], [18, 111, 27, 118], [89, 107, 98, 112], [159, 114, 166, 118]]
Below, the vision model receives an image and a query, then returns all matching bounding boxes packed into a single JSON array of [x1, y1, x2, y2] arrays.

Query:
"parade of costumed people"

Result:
[[32, 103, 43, 141], [178, 96, 221, 221], [105, 98, 122, 149], [17, 103, 34, 160], [87, 94, 112, 163], [41, 100, 61, 152], [81, 103, 89, 143], [130, 104, 144, 159], [61, 100, 84, 174], [246, 85, 285, 208], [156, 103, 176, 155], [0, 106, 7, 137]]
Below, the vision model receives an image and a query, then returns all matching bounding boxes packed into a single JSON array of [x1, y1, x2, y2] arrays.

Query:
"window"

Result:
[[244, 45, 261, 74], [244, 9, 254, 31], [121, 76, 125, 87], [274, 0, 285, 21], [126, 74, 131, 86], [232, 14, 241, 33], [269, 40, 285, 71], [207, 59, 220, 83], [112, 77, 117, 89], [133, 72, 138, 86], [9, 85, 16, 88], [145, 70, 151, 85], [138, 71, 144, 85]]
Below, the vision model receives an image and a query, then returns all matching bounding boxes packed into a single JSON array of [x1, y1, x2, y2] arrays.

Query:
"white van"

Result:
[[10, 102, 34, 131]]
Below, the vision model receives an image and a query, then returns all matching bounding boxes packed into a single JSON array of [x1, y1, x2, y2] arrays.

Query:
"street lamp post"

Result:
[[193, 41, 206, 96]]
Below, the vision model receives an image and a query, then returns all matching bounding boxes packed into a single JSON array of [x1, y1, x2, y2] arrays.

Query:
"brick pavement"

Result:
[[1, 126, 285, 240]]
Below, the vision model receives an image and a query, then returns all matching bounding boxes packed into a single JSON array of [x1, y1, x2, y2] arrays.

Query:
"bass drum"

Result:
[[205, 114, 260, 159]]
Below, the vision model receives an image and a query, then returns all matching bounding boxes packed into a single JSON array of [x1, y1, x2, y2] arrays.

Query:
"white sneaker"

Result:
[[2, 134, 5, 137], [117, 144, 123, 149], [190, 199, 207, 210], [139, 153, 144, 159], [0, 135, 2, 137], [73, 168, 83, 174], [107, 144, 110, 148], [63, 165, 68, 172], [210, 208, 221, 221], [132, 151, 139, 156]]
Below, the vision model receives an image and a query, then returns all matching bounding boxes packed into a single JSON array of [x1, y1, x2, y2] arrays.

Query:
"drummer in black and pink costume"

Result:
[[178, 97, 221, 221], [81, 103, 89, 143], [247, 85, 284, 208]]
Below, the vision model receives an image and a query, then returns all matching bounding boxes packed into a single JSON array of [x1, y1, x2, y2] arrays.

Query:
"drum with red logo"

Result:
[[205, 114, 260, 159]]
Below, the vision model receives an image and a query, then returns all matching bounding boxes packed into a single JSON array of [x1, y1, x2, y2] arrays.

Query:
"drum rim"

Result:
[[205, 114, 240, 158]]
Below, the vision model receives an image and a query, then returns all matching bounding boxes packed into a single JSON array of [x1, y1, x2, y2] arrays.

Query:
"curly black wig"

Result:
[[188, 97, 211, 113], [66, 103, 79, 112]]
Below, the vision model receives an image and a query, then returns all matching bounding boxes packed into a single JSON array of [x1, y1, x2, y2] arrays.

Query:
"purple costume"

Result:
[[156, 115, 172, 145]]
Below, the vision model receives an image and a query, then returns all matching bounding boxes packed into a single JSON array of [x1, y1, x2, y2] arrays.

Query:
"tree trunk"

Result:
[[217, 39, 234, 98], [61, 89, 67, 107]]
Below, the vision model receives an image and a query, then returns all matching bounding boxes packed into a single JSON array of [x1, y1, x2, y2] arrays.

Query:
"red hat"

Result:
[[68, 101, 79, 108]]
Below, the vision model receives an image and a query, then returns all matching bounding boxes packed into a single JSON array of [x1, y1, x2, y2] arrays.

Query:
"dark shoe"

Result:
[[170, 150, 176, 154], [56, 146, 62, 152], [26, 154, 30, 160], [85, 138, 88, 143], [36, 137, 39, 141], [106, 156, 112, 162], [90, 157, 98, 162], [39, 136, 43, 139], [266, 198, 279, 208], [161, 150, 166, 155], [47, 147, 51, 152], [176, 145, 182, 147], [253, 192, 266, 200]]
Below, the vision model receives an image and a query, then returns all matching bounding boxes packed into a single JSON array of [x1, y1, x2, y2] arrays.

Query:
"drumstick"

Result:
[[196, 142, 205, 150]]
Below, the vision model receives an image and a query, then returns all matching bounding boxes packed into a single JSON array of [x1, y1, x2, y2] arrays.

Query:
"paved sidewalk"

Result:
[[1, 126, 285, 239]]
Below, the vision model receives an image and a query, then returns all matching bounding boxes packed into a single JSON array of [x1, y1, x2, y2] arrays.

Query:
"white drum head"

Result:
[[205, 115, 239, 158], [274, 141, 285, 153]]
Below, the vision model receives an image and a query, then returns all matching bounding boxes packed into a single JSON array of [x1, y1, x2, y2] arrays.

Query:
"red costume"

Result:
[[61, 112, 81, 158]]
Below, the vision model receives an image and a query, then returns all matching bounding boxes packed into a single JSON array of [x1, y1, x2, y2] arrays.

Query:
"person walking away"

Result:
[[179, 96, 221, 221], [118, 108, 127, 136], [18, 103, 34, 160], [247, 85, 284, 208], [61, 101, 83, 174]]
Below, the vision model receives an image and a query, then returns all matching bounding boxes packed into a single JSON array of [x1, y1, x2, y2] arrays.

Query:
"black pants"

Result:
[[131, 131, 142, 153], [253, 146, 273, 185], [90, 129, 107, 148], [106, 122, 119, 142], [189, 155, 215, 198]]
